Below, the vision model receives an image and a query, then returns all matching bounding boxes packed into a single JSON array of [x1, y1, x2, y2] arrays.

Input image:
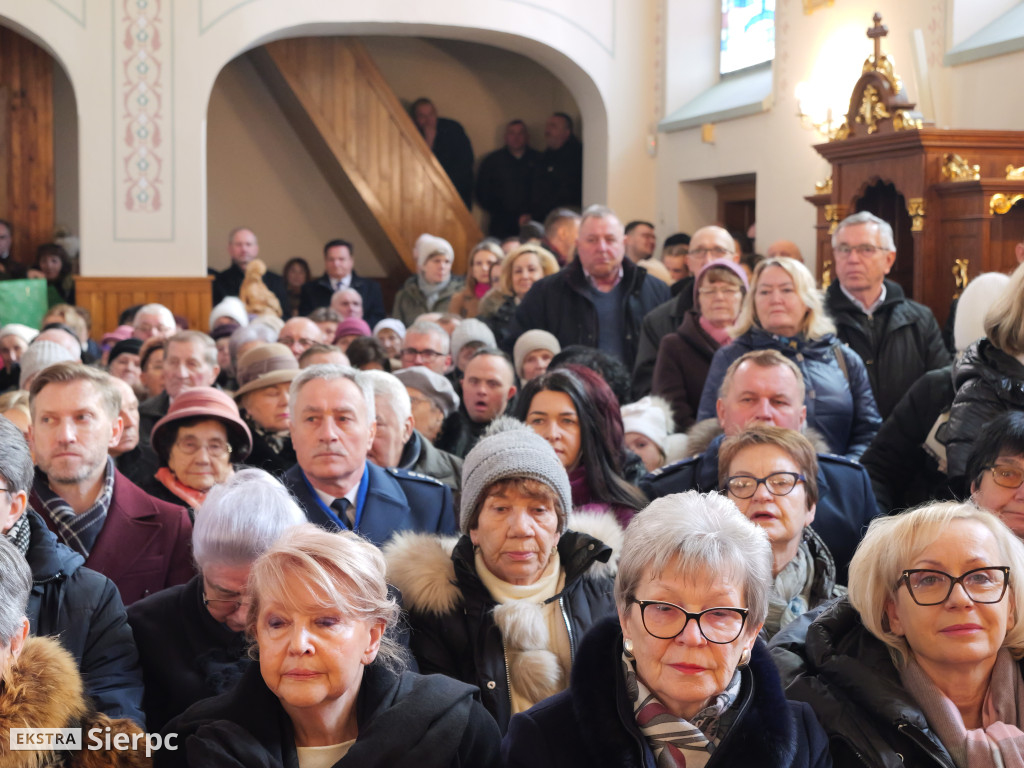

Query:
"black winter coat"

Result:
[[941, 338, 1024, 483], [383, 524, 621, 734], [23, 509, 145, 725], [127, 574, 250, 732], [771, 596, 959, 767], [159, 657, 501, 768], [502, 616, 832, 768], [825, 280, 951, 419], [631, 280, 694, 399], [861, 365, 957, 513], [506, 256, 670, 369]]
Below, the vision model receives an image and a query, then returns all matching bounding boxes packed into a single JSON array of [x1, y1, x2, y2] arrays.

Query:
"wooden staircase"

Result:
[[251, 37, 482, 281]]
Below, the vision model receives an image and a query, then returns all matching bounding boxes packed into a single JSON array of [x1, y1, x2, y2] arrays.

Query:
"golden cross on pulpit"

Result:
[[867, 12, 888, 66]]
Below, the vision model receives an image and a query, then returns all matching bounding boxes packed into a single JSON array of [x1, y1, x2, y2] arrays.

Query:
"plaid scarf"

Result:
[[623, 651, 741, 768], [33, 457, 115, 558], [4, 511, 31, 557]]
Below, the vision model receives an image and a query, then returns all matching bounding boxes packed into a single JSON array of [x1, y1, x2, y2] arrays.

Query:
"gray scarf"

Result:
[[765, 539, 814, 637], [416, 274, 450, 311]]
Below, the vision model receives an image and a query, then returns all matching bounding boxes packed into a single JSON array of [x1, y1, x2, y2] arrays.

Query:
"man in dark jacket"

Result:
[[282, 364, 457, 545], [411, 98, 474, 208], [640, 350, 880, 584], [298, 238, 386, 325], [530, 112, 583, 222], [506, 205, 670, 370], [825, 211, 950, 418], [476, 119, 540, 239], [0, 415, 144, 725], [211, 227, 290, 312], [631, 224, 738, 398]]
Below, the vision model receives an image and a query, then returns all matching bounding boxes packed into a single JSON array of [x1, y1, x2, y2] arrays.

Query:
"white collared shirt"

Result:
[[840, 281, 887, 317], [313, 470, 362, 526], [331, 274, 353, 293]]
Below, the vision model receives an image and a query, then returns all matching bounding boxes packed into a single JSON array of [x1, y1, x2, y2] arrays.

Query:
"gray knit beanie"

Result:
[[460, 416, 572, 534]]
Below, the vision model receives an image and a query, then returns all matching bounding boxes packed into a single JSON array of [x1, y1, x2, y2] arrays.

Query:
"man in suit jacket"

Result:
[[27, 362, 193, 606], [299, 239, 386, 326], [282, 363, 456, 546]]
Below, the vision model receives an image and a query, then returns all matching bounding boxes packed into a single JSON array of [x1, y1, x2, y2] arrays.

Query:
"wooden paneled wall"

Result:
[[75, 277, 214, 339], [252, 38, 483, 281], [0, 27, 54, 269]]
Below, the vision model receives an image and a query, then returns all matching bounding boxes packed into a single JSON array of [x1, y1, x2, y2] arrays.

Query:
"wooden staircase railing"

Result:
[[250, 37, 483, 281]]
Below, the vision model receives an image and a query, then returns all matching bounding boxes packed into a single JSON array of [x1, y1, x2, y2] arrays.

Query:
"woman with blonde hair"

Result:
[[162, 524, 501, 767], [696, 256, 880, 459], [943, 260, 1024, 485], [478, 243, 559, 349], [773, 501, 1024, 767], [449, 239, 504, 318]]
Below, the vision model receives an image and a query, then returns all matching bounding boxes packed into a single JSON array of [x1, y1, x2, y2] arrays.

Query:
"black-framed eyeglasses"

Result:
[[834, 244, 882, 257], [724, 472, 805, 499], [897, 566, 1010, 606], [984, 465, 1024, 490], [400, 347, 445, 360], [202, 593, 248, 612], [632, 600, 748, 644]]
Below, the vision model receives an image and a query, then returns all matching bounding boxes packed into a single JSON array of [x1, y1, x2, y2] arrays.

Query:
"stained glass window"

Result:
[[720, 0, 776, 75]]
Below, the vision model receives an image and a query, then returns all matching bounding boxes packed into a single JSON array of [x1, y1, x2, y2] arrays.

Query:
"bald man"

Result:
[[631, 225, 739, 398], [766, 240, 803, 261]]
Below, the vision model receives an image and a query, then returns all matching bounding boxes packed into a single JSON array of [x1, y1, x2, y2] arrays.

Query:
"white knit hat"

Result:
[[19, 340, 78, 389], [450, 319, 496, 363], [620, 396, 674, 450], [413, 234, 454, 270], [373, 318, 406, 340], [0, 324, 38, 346], [210, 297, 249, 329], [954, 272, 1010, 354], [460, 417, 572, 534]]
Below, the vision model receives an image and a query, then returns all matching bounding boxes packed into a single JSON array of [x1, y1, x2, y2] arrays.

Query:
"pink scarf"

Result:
[[474, 282, 490, 299], [155, 466, 208, 510], [900, 649, 1024, 768], [699, 315, 732, 347]]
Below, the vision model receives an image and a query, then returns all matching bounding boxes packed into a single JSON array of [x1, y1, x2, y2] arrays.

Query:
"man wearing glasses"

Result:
[[824, 211, 949, 419], [632, 224, 739, 399], [277, 316, 326, 361], [640, 349, 880, 583], [399, 321, 452, 375]]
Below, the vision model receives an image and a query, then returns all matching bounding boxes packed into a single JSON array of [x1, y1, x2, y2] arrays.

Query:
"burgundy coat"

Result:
[[651, 310, 722, 431], [32, 468, 194, 606]]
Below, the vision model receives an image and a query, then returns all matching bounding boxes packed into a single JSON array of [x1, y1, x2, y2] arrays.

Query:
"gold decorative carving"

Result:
[[821, 260, 833, 290], [833, 121, 850, 141], [803, 0, 834, 14], [855, 85, 890, 134], [991, 193, 1024, 215], [824, 204, 842, 234], [952, 259, 970, 299], [814, 176, 833, 194], [1006, 164, 1024, 180], [941, 153, 980, 182], [907, 198, 926, 232], [893, 110, 922, 132], [862, 55, 901, 94]]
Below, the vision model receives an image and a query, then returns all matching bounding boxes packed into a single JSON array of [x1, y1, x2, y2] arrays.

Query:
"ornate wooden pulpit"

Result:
[[806, 14, 1024, 325]]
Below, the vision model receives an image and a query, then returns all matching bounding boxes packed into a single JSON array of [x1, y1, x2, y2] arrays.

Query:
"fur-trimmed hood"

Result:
[[0, 636, 149, 768], [685, 418, 831, 457], [384, 511, 623, 617]]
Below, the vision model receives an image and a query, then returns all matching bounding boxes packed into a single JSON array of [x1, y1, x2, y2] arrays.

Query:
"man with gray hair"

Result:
[[362, 370, 463, 490], [131, 303, 176, 341], [27, 363, 193, 605], [506, 204, 670, 369], [0, 414, 144, 723], [825, 211, 949, 418], [281, 364, 456, 545], [399, 320, 452, 375]]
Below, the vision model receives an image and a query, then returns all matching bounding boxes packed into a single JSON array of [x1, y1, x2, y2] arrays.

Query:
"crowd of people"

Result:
[[1, 198, 1023, 767]]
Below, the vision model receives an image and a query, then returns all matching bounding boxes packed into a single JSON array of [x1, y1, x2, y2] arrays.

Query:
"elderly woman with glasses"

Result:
[[720, 426, 844, 639], [145, 387, 252, 516], [502, 491, 831, 768], [772, 501, 1024, 768], [162, 524, 501, 768], [968, 412, 1024, 538], [128, 468, 305, 731]]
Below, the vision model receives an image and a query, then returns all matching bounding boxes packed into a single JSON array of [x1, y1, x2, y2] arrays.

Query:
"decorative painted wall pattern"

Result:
[[121, 0, 164, 214]]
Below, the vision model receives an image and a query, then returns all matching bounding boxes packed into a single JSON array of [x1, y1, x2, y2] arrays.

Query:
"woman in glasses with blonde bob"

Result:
[[502, 491, 830, 768], [773, 501, 1024, 768]]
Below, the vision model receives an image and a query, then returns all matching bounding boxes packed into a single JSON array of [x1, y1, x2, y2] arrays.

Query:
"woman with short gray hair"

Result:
[[127, 467, 305, 731], [503, 491, 831, 767]]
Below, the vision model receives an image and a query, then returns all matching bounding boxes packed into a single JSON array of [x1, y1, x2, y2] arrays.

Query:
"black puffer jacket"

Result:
[[941, 338, 1024, 483], [23, 508, 145, 725], [825, 280, 951, 419], [770, 596, 959, 768], [505, 257, 671, 369], [383, 517, 622, 733]]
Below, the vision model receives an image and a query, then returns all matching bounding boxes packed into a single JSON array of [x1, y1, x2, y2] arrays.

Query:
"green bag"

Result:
[[0, 279, 49, 328]]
